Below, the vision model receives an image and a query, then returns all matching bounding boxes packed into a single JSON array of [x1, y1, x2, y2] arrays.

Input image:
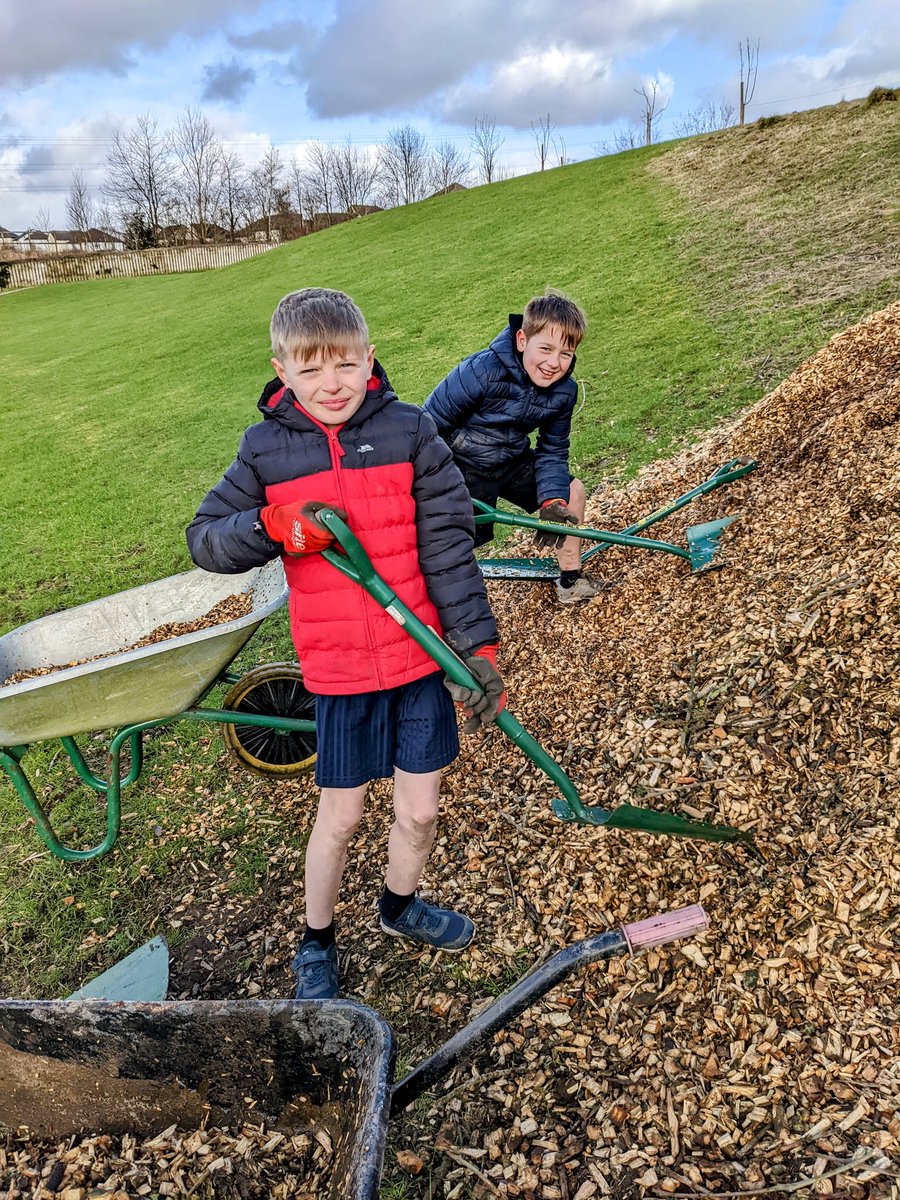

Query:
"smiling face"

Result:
[[272, 342, 375, 426], [515, 323, 575, 388]]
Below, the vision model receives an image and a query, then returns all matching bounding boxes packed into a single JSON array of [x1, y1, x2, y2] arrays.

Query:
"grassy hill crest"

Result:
[[0, 95, 897, 631]]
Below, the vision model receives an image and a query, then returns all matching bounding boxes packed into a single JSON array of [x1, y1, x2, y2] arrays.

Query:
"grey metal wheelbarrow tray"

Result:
[[0, 559, 287, 745]]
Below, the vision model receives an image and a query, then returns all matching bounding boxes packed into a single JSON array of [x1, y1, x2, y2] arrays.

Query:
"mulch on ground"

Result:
[[17, 303, 897, 1198]]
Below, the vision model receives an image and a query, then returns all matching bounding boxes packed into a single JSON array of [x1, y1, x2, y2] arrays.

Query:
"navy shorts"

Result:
[[462, 450, 571, 547], [314, 671, 460, 788]]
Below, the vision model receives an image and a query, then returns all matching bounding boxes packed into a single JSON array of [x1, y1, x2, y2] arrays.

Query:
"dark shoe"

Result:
[[291, 941, 340, 1000], [555, 575, 601, 604], [380, 896, 474, 952]]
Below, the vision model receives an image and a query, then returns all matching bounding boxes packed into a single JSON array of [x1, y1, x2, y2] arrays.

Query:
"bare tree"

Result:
[[376, 124, 430, 207], [65, 171, 94, 244], [470, 112, 505, 184], [217, 151, 248, 242], [427, 140, 471, 193], [595, 124, 642, 156], [739, 39, 760, 125], [531, 113, 555, 170], [103, 113, 175, 237], [287, 155, 316, 232], [303, 141, 337, 227], [552, 132, 569, 166], [331, 138, 378, 212], [94, 201, 115, 237], [635, 81, 670, 146], [32, 205, 51, 233], [674, 100, 736, 137], [172, 107, 223, 242], [247, 147, 284, 240]]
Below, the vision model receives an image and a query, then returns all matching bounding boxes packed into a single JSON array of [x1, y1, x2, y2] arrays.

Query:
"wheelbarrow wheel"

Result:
[[222, 663, 317, 776]]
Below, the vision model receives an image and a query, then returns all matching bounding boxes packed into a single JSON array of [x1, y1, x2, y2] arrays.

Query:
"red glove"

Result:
[[260, 501, 348, 555], [443, 643, 507, 733]]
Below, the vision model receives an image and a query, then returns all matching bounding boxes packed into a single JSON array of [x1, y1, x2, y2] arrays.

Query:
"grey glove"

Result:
[[534, 499, 579, 549], [443, 649, 506, 733]]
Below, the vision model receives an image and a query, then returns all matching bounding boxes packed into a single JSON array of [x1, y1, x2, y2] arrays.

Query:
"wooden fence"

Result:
[[0, 242, 279, 291]]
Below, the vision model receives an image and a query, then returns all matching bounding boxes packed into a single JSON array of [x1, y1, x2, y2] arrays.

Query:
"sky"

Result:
[[0, 0, 896, 230]]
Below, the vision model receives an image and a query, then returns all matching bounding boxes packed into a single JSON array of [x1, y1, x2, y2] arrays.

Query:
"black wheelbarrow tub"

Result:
[[0, 998, 395, 1200]]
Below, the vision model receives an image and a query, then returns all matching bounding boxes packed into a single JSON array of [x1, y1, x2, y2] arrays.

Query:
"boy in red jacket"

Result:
[[188, 288, 505, 999]]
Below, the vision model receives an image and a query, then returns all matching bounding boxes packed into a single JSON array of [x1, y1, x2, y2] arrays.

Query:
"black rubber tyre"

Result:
[[223, 663, 317, 776]]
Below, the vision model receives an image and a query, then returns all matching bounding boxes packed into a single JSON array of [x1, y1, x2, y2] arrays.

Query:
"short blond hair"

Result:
[[522, 289, 587, 350], [270, 287, 369, 362]]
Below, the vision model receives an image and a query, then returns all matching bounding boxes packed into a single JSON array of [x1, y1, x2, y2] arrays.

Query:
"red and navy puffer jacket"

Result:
[[186, 363, 498, 695]]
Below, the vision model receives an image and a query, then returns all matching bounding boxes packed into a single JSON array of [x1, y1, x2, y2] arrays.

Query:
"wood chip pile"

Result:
[[1, 594, 252, 686], [1, 1121, 334, 1199], [80, 303, 898, 1197]]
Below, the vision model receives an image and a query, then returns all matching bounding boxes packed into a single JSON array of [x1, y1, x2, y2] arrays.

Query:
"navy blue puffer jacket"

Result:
[[423, 317, 578, 504], [187, 364, 498, 694]]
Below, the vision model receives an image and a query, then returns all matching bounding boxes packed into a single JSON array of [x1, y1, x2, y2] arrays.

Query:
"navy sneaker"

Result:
[[379, 896, 474, 952], [291, 941, 340, 1000]]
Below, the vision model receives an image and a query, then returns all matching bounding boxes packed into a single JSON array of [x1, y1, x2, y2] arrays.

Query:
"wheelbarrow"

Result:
[[0, 904, 709, 1199], [476, 457, 757, 579], [0, 560, 321, 862], [0, 514, 750, 862]]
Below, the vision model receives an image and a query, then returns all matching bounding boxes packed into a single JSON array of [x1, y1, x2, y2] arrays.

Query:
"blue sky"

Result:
[[0, 0, 896, 229]]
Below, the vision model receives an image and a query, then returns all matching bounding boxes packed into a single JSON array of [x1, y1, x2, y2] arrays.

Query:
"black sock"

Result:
[[559, 569, 582, 588], [379, 885, 415, 924], [302, 921, 335, 950]]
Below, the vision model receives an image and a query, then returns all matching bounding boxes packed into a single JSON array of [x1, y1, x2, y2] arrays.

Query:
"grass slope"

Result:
[[2, 97, 896, 635], [0, 97, 897, 997]]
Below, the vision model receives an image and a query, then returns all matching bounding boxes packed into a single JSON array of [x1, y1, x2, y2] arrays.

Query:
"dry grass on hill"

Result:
[[151, 303, 899, 1197], [650, 99, 900, 314]]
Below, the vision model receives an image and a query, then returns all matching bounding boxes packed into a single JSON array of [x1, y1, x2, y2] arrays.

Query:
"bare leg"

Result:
[[556, 477, 586, 572], [304, 784, 366, 928], [385, 767, 441, 895]]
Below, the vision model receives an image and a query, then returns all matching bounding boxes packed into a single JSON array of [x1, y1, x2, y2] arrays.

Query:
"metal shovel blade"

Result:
[[685, 515, 738, 572], [478, 557, 559, 580], [66, 936, 169, 1002]]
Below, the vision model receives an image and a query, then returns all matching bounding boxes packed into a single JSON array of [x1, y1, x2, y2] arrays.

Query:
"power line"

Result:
[[746, 78, 881, 107]]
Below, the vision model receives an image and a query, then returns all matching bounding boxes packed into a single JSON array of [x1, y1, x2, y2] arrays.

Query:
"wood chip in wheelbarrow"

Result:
[[2, 1119, 334, 1198], [2, 594, 253, 686]]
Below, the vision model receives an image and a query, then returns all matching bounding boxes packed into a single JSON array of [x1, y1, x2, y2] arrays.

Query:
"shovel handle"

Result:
[[391, 904, 710, 1112], [316, 510, 750, 845], [622, 903, 708, 952]]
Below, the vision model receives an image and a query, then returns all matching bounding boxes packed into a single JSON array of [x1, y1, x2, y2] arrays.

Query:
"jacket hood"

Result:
[[488, 316, 577, 389], [256, 359, 396, 430]]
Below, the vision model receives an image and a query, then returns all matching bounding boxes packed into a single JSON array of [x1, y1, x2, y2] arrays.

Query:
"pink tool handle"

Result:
[[621, 904, 708, 953]]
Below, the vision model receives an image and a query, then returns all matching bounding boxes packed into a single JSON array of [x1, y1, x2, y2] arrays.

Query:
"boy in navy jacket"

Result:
[[188, 288, 505, 999], [424, 290, 598, 603]]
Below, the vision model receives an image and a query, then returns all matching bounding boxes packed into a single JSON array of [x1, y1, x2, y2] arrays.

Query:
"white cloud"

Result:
[[442, 47, 642, 128]]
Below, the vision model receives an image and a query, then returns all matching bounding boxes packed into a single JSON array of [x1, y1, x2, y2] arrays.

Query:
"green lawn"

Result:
[[0, 96, 897, 995]]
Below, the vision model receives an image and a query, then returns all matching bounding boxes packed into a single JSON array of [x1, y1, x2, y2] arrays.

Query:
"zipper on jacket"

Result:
[[325, 425, 387, 692]]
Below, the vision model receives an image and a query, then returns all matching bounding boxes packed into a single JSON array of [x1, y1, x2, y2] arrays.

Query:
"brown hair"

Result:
[[522, 288, 587, 349], [270, 287, 369, 362]]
